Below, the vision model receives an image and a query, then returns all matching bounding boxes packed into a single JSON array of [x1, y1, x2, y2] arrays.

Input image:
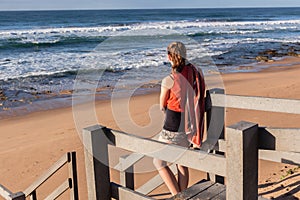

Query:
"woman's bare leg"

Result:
[[153, 158, 180, 195], [177, 164, 189, 191], [157, 166, 180, 195]]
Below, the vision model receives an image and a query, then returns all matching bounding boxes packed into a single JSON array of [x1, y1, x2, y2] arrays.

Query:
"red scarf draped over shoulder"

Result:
[[185, 64, 206, 147]]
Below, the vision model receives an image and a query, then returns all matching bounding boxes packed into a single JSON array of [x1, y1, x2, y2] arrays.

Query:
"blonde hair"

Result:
[[167, 41, 187, 71]]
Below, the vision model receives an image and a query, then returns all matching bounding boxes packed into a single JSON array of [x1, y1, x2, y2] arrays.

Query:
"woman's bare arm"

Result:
[[160, 76, 173, 112]]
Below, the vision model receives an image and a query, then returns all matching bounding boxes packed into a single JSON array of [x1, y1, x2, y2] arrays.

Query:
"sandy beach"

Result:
[[0, 57, 299, 199]]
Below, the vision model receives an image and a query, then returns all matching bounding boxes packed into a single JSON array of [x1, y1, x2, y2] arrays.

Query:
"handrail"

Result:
[[207, 129, 300, 166], [111, 129, 227, 177], [24, 152, 70, 196], [0, 184, 12, 200], [44, 179, 71, 200], [211, 93, 300, 114], [0, 152, 77, 200]]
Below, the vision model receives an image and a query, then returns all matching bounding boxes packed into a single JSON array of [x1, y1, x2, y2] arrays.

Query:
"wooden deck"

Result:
[[168, 180, 226, 200], [169, 180, 269, 200]]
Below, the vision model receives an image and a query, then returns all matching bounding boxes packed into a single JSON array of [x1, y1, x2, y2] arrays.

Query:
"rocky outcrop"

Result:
[[256, 44, 300, 62]]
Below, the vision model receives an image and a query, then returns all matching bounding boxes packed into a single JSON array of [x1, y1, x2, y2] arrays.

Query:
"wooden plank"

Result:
[[114, 134, 161, 172], [259, 128, 300, 152], [206, 89, 225, 184], [29, 191, 36, 200], [206, 138, 300, 165], [168, 180, 214, 200], [10, 192, 25, 200], [119, 155, 134, 190], [24, 153, 69, 196], [111, 183, 155, 200], [83, 125, 111, 200], [207, 139, 299, 165], [0, 184, 12, 199], [210, 189, 226, 200], [258, 196, 269, 200], [111, 130, 226, 177], [68, 152, 79, 200], [44, 179, 70, 200], [201, 139, 226, 153], [226, 121, 258, 200], [114, 153, 145, 171], [211, 93, 300, 114], [259, 150, 300, 165], [213, 127, 300, 154], [136, 164, 177, 195], [191, 183, 226, 200]]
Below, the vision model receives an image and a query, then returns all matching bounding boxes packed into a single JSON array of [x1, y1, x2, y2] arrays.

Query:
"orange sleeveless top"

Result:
[[167, 65, 192, 112]]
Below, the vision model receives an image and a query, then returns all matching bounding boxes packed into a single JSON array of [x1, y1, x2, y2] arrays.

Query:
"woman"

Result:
[[153, 41, 205, 196]]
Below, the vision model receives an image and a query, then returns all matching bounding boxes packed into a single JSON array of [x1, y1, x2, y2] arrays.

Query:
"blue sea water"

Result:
[[0, 8, 300, 114]]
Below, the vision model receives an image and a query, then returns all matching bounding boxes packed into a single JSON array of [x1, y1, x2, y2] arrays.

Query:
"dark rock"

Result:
[[287, 52, 299, 57], [255, 56, 269, 62], [264, 49, 278, 56]]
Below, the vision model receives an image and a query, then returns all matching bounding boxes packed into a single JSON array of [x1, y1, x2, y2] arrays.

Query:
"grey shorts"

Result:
[[158, 129, 189, 148], [153, 129, 189, 169]]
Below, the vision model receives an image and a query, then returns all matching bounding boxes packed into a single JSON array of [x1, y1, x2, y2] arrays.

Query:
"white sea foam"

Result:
[[1, 19, 300, 43], [0, 19, 300, 81]]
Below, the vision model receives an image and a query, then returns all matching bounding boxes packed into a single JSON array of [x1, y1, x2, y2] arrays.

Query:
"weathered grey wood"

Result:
[[258, 128, 300, 152], [208, 138, 300, 166], [10, 192, 25, 200], [68, 152, 79, 200], [114, 153, 145, 171], [259, 150, 300, 165], [201, 139, 226, 153], [29, 191, 36, 200], [258, 196, 269, 200], [0, 184, 12, 199], [83, 125, 111, 200], [114, 134, 161, 171], [207, 138, 300, 165], [136, 164, 177, 195], [111, 130, 226, 177], [111, 183, 155, 200], [119, 155, 134, 190], [191, 183, 226, 200], [211, 128, 300, 153], [168, 180, 214, 200], [226, 121, 258, 200], [23, 153, 69, 196], [210, 189, 226, 200], [44, 179, 70, 200], [205, 89, 225, 184], [211, 93, 300, 114]]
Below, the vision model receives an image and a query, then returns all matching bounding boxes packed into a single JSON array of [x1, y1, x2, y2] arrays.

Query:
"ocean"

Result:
[[0, 8, 300, 116]]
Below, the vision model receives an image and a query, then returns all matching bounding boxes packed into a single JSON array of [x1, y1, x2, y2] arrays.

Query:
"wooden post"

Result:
[[226, 121, 258, 200], [83, 125, 112, 200], [206, 88, 225, 184], [68, 152, 79, 200], [10, 192, 26, 200], [119, 155, 134, 190], [29, 191, 37, 200]]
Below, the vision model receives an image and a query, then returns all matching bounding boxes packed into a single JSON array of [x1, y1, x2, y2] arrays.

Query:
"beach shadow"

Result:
[[259, 174, 300, 189], [149, 192, 171, 199], [259, 181, 300, 197], [274, 185, 300, 200]]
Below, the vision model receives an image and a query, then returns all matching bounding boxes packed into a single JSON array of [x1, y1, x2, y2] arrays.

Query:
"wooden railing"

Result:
[[83, 88, 299, 200], [209, 92, 300, 164], [0, 152, 78, 200], [83, 121, 258, 200]]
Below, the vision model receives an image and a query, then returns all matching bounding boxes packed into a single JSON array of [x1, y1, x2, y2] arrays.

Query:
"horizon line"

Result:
[[0, 6, 300, 12]]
